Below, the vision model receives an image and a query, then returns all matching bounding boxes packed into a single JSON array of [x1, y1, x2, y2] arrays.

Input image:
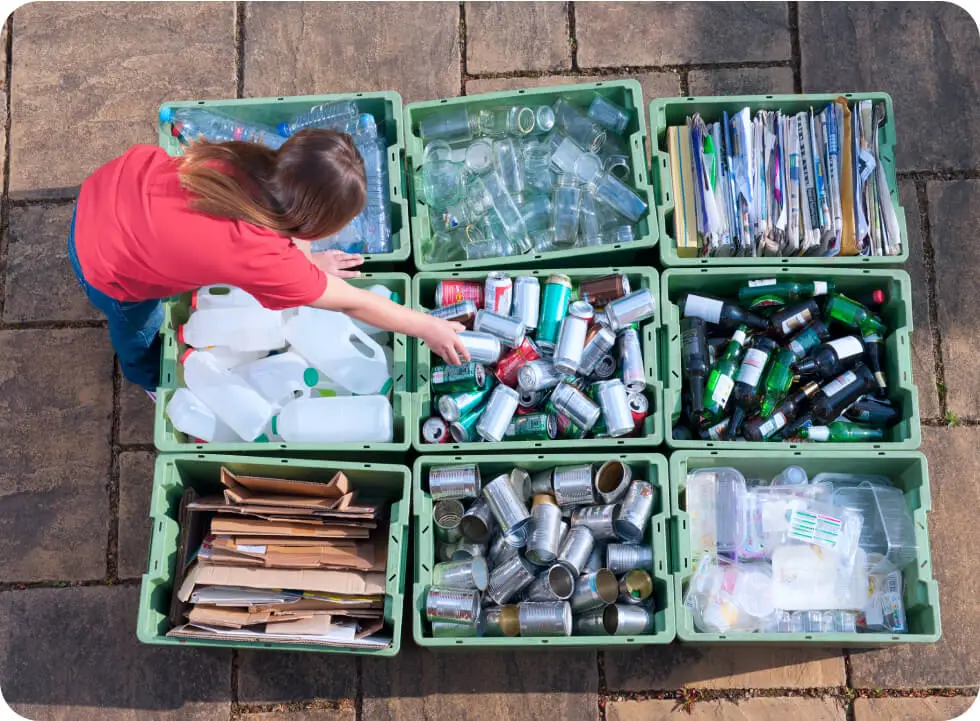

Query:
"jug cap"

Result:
[[270, 416, 280, 435], [177, 325, 186, 345], [303, 368, 320, 387], [179, 348, 195, 365], [381, 378, 393, 395]]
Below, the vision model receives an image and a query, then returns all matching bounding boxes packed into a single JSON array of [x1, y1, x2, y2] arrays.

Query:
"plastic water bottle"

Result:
[[165, 387, 242, 443], [277, 100, 359, 137], [191, 285, 262, 311], [285, 308, 391, 394], [351, 285, 401, 336], [199, 346, 267, 370], [179, 307, 286, 352], [180, 350, 274, 441], [160, 107, 286, 149], [354, 132, 393, 254], [271, 395, 393, 443], [236, 351, 319, 409], [311, 220, 363, 254]]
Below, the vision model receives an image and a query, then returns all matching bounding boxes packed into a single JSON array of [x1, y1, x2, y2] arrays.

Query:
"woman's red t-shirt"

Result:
[[74, 145, 327, 310]]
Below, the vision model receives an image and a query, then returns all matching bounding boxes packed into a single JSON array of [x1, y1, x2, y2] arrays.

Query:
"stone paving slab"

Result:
[[119, 382, 156, 447], [799, 3, 980, 172], [603, 646, 845, 691], [237, 651, 357, 705], [928, 180, 980, 420], [576, 2, 791, 68], [0, 586, 232, 720], [850, 427, 980, 688], [465, 2, 571, 74], [852, 695, 978, 721], [0, 329, 113, 582], [117, 451, 155, 580], [243, 2, 460, 103], [241, 709, 355, 721], [687, 67, 795, 96], [607, 697, 845, 721], [9, 2, 236, 197], [464, 71, 680, 108], [1, 20, 8, 189]]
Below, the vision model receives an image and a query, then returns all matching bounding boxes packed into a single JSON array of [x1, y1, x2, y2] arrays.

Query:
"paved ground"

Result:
[[0, 2, 978, 720]]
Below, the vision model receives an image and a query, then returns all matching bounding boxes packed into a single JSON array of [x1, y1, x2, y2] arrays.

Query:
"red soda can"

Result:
[[422, 416, 450, 443], [435, 281, 483, 309], [628, 391, 648, 434], [484, 271, 513, 315], [494, 338, 540, 387]]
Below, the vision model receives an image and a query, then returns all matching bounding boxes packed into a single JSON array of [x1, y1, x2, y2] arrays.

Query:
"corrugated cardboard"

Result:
[[209, 517, 369, 538], [221, 467, 349, 498], [177, 561, 385, 602]]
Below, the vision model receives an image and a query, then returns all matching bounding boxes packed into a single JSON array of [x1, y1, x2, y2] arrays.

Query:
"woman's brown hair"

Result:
[[176, 129, 367, 240]]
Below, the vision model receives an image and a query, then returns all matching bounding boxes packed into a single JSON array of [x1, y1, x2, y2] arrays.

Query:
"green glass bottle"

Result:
[[759, 347, 797, 417], [801, 421, 884, 442], [701, 325, 749, 422], [738, 279, 835, 305], [825, 294, 886, 335]]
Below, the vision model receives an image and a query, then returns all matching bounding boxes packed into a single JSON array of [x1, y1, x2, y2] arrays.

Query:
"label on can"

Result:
[[485, 273, 513, 315], [735, 348, 769, 387], [710, 375, 735, 408], [438, 281, 482, 308], [684, 295, 724, 325], [827, 336, 864, 360], [779, 308, 814, 335], [821, 370, 857, 398]]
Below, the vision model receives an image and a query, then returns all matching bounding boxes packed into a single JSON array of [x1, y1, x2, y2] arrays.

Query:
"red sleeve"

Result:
[[227, 232, 328, 311]]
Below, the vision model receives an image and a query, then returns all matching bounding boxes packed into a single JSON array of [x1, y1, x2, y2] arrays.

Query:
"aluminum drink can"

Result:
[[571, 504, 618, 540], [457, 331, 504, 364], [429, 463, 482, 500], [512, 276, 541, 331], [431, 361, 487, 394], [524, 564, 575, 601], [518, 388, 546, 410], [556, 525, 595, 576], [476, 385, 520, 442], [436, 280, 483, 308], [536, 274, 573, 349], [614, 480, 656, 543], [438, 379, 495, 422], [517, 359, 563, 393], [579, 273, 631, 307], [482, 604, 520, 637], [618, 569, 654, 604], [474, 309, 526, 347], [550, 409, 586, 439], [604, 289, 657, 331], [552, 464, 595, 507], [525, 496, 563, 566], [606, 604, 653, 635], [579, 325, 617, 376], [433, 499, 465, 543], [617, 328, 646, 392], [595, 379, 634, 438], [530, 469, 554, 495], [504, 412, 557, 441], [484, 271, 513, 315], [429, 300, 478, 328], [550, 381, 601, 431], [553, 301, 594, 374], [591, 354, 618, 380], [628, 391, 648, 429], [425, 586, 481, 623], [517, 601, 572, 637], [595, 460, 632, 505], [482, 473, 531, 535], [494, 338, 540, 387], [570, 569, 619, 612], [486, 553, 537, 604], [432, 557, 490, 591], [422, 416, 450, 444], [460, 497, 496, 543], [449, 406, 483, 442]]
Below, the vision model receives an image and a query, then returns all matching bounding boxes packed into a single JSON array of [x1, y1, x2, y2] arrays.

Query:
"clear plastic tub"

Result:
[[833, 482, 918, 571]]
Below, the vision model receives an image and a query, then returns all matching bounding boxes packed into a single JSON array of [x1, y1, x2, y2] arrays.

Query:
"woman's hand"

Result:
[[419, 317, 470, 366], [311, 249, 364, 279]]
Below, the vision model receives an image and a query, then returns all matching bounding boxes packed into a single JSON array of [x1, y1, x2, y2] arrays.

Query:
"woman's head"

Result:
[[177, 129, 367, 240]]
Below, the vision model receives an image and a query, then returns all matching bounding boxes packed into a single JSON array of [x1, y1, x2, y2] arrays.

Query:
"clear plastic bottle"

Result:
[[272, 395, 393, 443], [276, 100, 359, 137], [353, 131, 392, 254], [180, 349, 274, 441], [164, 387, 242, 442], [552, 174, 582, 246], [236, 351, 319, 409], [178, 307, 286, 352], [420, 108, 480, 142], [160, 107, 286, 149]]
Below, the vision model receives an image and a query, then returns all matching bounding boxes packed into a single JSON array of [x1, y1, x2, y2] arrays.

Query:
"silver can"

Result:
[[432, 557, 489, 591], [606, 604, 653, 635], [614, 480, 656, 543], [452, 541, 488, 561], [552, 301, 594, 374], [604, 289, 657, 331], [429, 464, 481, 500], [595, 379, 634, 438], [525, 563, 575, 601], [433, 498, 465, 544], [556, 525, 595, 576], [517, 601, 572, 637], [429, 300, 478, 326], [482, 604, 520, 637], [458, 331, 504, 364], [552, 464, 595, 507], [476, 385, 520, 442], [460, 498, 496, 543], [573, 608, 611, 636], [583, 540, 607, 574], [518, 359, 563, 393], [618, 569, 654, 604], [488, 530, 520, 567], [482, 472, 531, 535], [474, 309, 526, 347], [530, 468, 554, 495], [518, 388, 546, 409], [431, 618, 483, 637], [512, 276, 541, 331], [525, 496, 563, 566], [486, 552, 537, 604], [617, 328, 646, 393], [570, 569, 619, 612], [571, 504, 618, 540], [606, 543, 653, 574], [591, 354, 618, 380], [550, 382, 601, 431], [579, 326, 618, 376], [485, 271, 513, 315], [425, 586, 481, 623], [509, 468, 532, 502], [438, 542, 459, 562], [595, 460, 632, 505]]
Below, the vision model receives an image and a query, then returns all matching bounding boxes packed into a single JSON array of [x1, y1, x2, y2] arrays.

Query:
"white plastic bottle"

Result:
[[179, 307, 286, 352], [271, 396, 393, 443], [236, 352, 318, 409], [285, 308, 390, 394], [180, 349, 274, 441], [191, 285, 262, 311], [201, 347, 267, 370], [350, 284, 402, 337], [164, 387, 242, 442]]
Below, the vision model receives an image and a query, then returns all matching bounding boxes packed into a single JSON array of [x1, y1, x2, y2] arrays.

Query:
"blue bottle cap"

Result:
[[159, 107, 174, 124], [276, 122, 291, 137]]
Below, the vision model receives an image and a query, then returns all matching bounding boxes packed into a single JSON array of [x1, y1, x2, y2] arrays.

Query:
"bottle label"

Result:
[[735, 348, 768, 386], [821, 370, 857, 398], [748, 279, 777, 288], [732, 328, 748, 346], [710, 375, 735, 408], [759, 412, 787, 438], [812, 281, 829, 296], [780, 308, 813, 335], [684, 295, 724, 325], [827, 336, 864, 360], [707, 419, 729, 440], [806, 425, 831, 441]]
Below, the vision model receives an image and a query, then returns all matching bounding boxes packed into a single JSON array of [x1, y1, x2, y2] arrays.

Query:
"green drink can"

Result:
[[536, 274, 573, 350], [431, 361, 487, 394], [438, 377, 495, 422], [504, 412, 557, 441], [449, 405, 484, 442]]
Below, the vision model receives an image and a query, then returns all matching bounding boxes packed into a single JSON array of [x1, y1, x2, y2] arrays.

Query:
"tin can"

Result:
[[429, 300, 478, 328], [591, 354, 618, 380], [488, 531, 520, 567], [595, 460, 632, 505], [422, 416, 450, 444], [583, 540, 607, 574], [617, 328, 646, 392], [606, 543, 653, 575], [525, 496, 563, 566], [571, 504, 618, 540], [429, 463, 482, 500], [579, 326, 617, 376], [457, 332, 504, 364], [573, 608, 610, 635], [504, 412, 557, 441], [425, 586, 481, 623], [518, 388, 547, 410], [431, 618, 483, 637], [482, 604, 520, 637], [628, 391, 648, 429], [494, 338, 540, 387], [604, 289, 657, 331], [618, 569, 654, 604], [551, 410, 586, 440], [431, 361, 487, 394], [437, 542, 459, 562], [433, 498, 465, 543], [449, 406, 483, 442], [556, 525, 595, 576], [553, 301, 594, 374], [570, 569, 619, 612], [614, 481, 656, 543], [474, 309, 526, 347], [550, 382, 601, 431], [517, 359, 563, 393], [486, 553, 537, 604], [438, 379, 495, 423], [530, 469, 554, 496], [433, 557, 489, 591], [482, 473, 531, 536], [517, 601, 572, 637], [536, 274, 573, 349], [460, 498, 496, 543], [452, 541, 488, 561], [512, 276, 541, 331], [579, 273, 631, 307], [436, 280, 483, 308], [509, 468, 532, 502], [525, 563, 575, 601], [606, 604, 653, 635], [476, 385, 520, 442], [484, 271, 513, 315], [595, 379, 634, 438]]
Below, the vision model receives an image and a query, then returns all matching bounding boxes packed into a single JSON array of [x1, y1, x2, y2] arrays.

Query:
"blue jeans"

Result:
[[67, 211, 163, 391]]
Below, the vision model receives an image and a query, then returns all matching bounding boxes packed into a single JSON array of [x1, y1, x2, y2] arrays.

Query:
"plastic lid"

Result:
[[381, 378, 393, 395], [170, 125, 182, 138], [276, 122, 291, 137], [270, 416, 279, 435], [255, 434, 270, 443], [303, 368, 319, 387], [177, 325, 186, 345], [190, 290, 199, 310], [179, 348, 195, 365], [159, 107, 174, 123], [390, 292, 403, 305]]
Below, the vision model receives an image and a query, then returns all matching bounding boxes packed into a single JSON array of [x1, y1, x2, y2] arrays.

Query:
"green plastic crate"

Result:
[[405, 80, 658, 271], [137, 453, 410, 656], [669, 450, 940, 645], [157, 91, 410, 265], [649, 92, 909, 267], [662, 267, 921, 450], [413, 267, 663, 451], [155, 273, 413, 456], [413, 453, 674, 648]]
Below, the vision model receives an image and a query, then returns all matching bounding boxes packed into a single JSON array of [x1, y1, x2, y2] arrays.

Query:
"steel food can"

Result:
[[517, 601, 572, 637], [433, 498, 465, 543], [556, 525, 595, 576], [484, 271, 513, 315], [591, 354, 618, 380], [474, 309, 526, 347], [422, 416, 450, 444], [595, 379, 634, 438], [431, 618, 483, 637], [571, 504, 618, 540], [517, 359, 563, 393], [437, 542, 460, 562], [452, 541, 488, 561], [431, 361, 487, 394], [460, 498, 496, 543], [553, 301, 594, 374], [432, 557, 489, 591], [504, 412, 557, 441], [429, 300, 478, 328], [486, 553, 537, 604], [604, 289, 657, 331], [617, 328, 646, 393], [482, 473, 531, 535], [438, 380, 495, 423], [482, 604, 520, 637], [536, 274, 573, 349], [530, 469, 554, 496], [436, 280, 483, 309], [524, 563, 575, 601], [606, 543, 653, 575], [509, 468, 532, 502], [606, 604, 653, 635], [614, 480, 656, 543], [488, 530, 520, 567], [583, 541, 607, 574], [570, 569, 619, 612], [457, 331, 504, 364], [579, 273, 631, 307], [425, 586, 481, 623], [449, 406, 483, 442], [525, 496, 563, 566], [579, 325, 617, 376], [429, 463, 482, 500], [618, 569, 654, 604], [552, 464, 595, 507], [550, 381, 601, 431], [476, 385, 520, 442], [628, 391, 648, 429], [573, 608, 610, 635], [595, 460, 632, 505], [494, 337, 540, 387], [512, 276, 541, 331]]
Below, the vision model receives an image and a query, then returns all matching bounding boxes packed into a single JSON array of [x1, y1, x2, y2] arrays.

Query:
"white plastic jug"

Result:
[[192, 285, 262, 311], [201, 346, 267, 370], [180, 349, 274, 441], [179, 307, 286, 352], [236, 351, 318, 409], [310, 375, 354, 398], [271, 395, 393, 443], [164, 387, 241, 442], [285, 308, 390, 395], [351, 284, 401, 336]]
